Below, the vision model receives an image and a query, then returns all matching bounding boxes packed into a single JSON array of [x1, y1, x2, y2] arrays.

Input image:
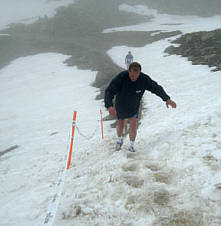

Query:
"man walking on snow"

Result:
[[104, 62, 176, 152]]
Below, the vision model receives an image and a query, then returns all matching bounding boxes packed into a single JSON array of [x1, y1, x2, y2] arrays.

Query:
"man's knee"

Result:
[[118, 119, 125, 128], [129, 118, 137, 131]]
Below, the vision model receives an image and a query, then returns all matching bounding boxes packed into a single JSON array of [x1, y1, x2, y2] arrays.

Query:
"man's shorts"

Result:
[[118, 113, 138, 120]]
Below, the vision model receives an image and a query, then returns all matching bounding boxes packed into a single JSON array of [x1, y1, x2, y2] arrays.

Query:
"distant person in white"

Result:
[[125, 51, 133, 69]]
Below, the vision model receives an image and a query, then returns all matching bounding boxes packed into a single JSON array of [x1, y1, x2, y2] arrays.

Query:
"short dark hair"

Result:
[[128, 62, 142, 72]]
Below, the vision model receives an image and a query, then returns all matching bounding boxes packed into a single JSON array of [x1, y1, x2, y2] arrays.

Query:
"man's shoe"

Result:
[[115, 141, 123, 151], [128, 146, 135, 152]]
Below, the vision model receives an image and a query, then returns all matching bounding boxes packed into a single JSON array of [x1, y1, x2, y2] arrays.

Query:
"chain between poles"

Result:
[[67, 109, 104, 169], [75, 122, 100, 140]]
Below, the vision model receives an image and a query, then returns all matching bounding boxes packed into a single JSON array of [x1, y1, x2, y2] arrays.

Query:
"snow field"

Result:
[[0, 2, 221, 226]]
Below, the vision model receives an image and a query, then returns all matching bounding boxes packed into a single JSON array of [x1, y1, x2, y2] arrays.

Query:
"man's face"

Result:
[[128, 69, 140, 82]]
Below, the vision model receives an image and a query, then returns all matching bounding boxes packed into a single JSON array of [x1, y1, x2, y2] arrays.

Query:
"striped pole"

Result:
[[100, 109, 104, 139], [67, 111, 77, 169]]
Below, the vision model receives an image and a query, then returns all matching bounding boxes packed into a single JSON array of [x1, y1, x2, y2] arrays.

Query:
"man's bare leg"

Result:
[[123, 119, 128, 135], [128, 118, 137, 152], [117, 119, 125, 138], [129, 118, 137, 141], [115, 119, 125, 151]]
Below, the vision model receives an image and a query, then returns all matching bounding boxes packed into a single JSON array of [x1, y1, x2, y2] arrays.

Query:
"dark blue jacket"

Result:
[[104, 70, 170, 119]]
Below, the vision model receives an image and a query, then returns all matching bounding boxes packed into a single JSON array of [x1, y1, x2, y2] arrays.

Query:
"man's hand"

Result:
[[166, 99, 177, 108], [108, 106, 117, 117]]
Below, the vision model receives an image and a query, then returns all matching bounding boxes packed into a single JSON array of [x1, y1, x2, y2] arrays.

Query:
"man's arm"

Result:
[[104, 74, 122, 109], [104, 87, 115, 109], [144, 74, 176, 108], [166, 99, 176, 108], [107, 106, 117, 116], [144, 75, 170, 101]]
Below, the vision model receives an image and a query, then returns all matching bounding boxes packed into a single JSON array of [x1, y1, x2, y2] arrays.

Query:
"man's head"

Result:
[[128, 62, 141, 82]]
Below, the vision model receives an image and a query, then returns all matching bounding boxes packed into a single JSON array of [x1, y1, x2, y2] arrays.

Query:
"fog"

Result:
[[1, 0, 221, 25], [129, 0, 221, 16]]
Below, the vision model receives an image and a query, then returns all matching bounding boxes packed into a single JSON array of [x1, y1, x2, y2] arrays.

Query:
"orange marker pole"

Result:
[[100, 109, 104, 139], [67, 111, 77, 169]]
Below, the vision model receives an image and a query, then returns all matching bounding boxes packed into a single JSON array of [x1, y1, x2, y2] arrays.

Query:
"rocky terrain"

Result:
[[165, 29, 221, 72]]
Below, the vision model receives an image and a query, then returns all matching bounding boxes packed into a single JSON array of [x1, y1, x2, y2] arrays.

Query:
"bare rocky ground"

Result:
[[165, 29, 221, 72]]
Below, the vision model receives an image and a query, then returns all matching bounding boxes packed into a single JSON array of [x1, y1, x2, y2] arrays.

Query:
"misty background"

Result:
[[130, 0, 221, 16]]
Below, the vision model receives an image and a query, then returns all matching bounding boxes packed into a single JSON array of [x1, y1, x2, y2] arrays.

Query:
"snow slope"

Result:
[[0, 53, 101, 226], [0, 3, 221, 226]]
